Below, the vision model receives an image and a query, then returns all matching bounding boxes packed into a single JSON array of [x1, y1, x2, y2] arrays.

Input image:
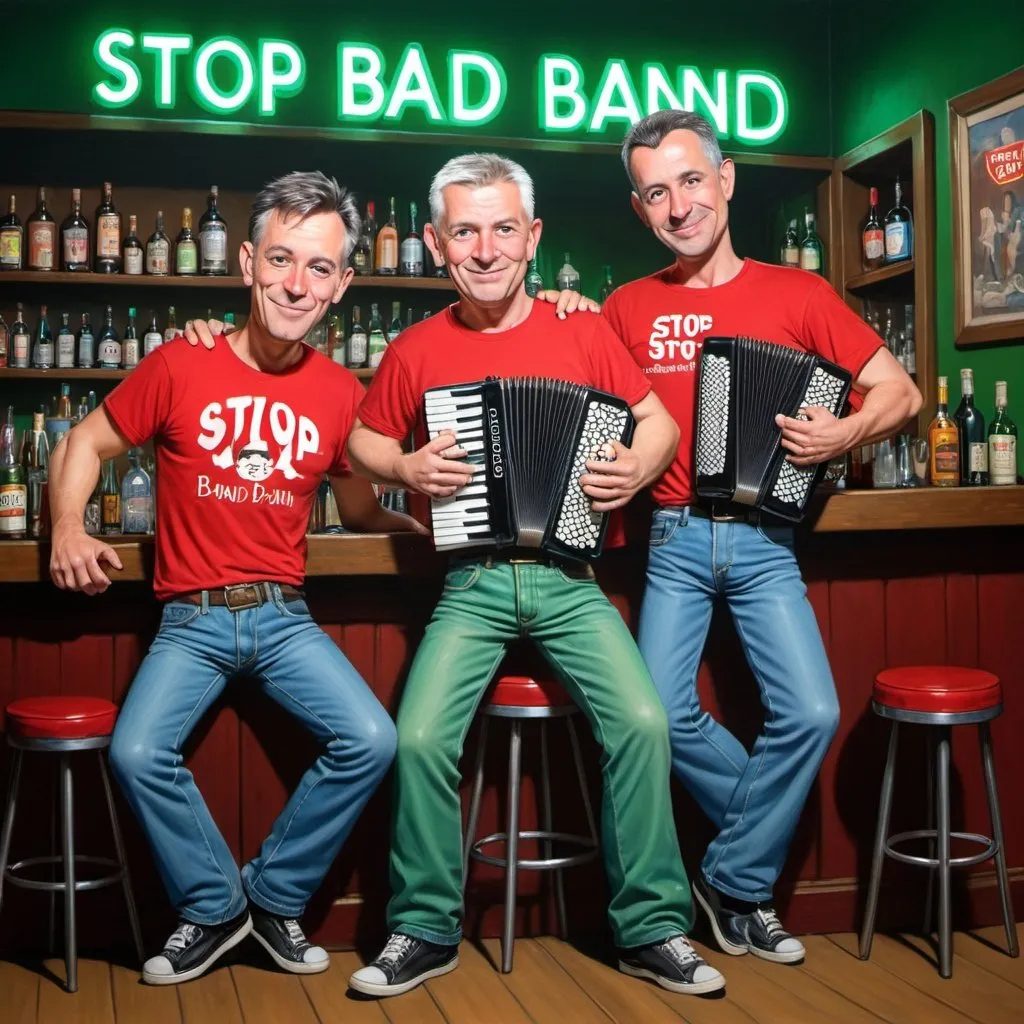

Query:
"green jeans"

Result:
[[387, 559, 693, 949]]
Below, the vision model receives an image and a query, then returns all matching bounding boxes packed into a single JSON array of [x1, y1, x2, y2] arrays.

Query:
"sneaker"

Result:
[[250, 905, 329, 975], [349, 932, 459, 997], [693, 877, 805, 964], [618, 934, 725, 995], [142, 910, 252, 985]]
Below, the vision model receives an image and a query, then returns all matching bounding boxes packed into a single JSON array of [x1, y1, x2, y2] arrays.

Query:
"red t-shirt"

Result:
[[602, 259, 882, 508], [103, 336, 363, 600]]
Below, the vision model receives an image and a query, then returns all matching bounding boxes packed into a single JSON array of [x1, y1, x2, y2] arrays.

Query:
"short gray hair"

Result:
[[249, 171, 361, 261], [621, 110, 724, 190], [429, 153, 535, 227]]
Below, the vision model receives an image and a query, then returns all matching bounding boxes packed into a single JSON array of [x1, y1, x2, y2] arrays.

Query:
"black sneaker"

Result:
[[349, 932, 459, 997], [618, 934, 725, 995], [250, 905, 329, 974], [142, 910, 252, 985], [693, 877, 805, 964]]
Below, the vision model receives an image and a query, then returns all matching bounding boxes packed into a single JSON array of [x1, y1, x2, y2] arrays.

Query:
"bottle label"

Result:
[[0, 227, 21, 265], [146, 239, 169, 274], [968, 442, 988, 475], [369, 337, 387, 368], [163, 328, 180, 342], [863, 228, 884, 261], [84, 500, 101, 535], [379, 237, 397, 270], [200, 228, 227, 267], [102, 494, 121, 530], [0, 483, 28, 534], [99, 340, 122, 367], [0, 326, 7, 366], [124, 247, 143, 275], [782, 245, 799, 266], [885, 222, 909, 259], [349, 336, 368, 364], [12, 332, 30, 367], [176, 241, 198, 274], [799, 247, 820, 272], [122, 339, 140, 368], [98, 214, 120, 257], [556, 273, 581, 291], [989, 436, 1017, 485], [29, 224, 56, 269], [400, 238, 424, 276], [33, 342, 54, 367], [931, 430, 959, 480], [352, 249, 371, 274], [144, 332, 163, 356], [64, 227, 88, 265], [122, 496, 153, 534], [78, 334, 95, 367], [57, 333, 76, 367]]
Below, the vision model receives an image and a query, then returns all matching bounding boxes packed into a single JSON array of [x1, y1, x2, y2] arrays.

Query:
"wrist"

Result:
[[52, 513, 86, 539]]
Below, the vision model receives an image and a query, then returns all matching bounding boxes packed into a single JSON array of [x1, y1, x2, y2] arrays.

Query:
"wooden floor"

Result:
[[3, 926, 1022, 1024]]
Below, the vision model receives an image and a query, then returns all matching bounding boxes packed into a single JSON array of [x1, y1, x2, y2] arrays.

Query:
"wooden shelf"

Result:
[[0, 271, 454, 291], [0, 367, 128, 379], [845, 260, 914, 292]]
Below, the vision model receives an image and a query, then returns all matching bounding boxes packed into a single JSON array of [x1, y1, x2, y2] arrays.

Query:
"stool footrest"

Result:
[[5, 854, 124, 893], [885, 829, 997, 869], [471, 829, 599, 871]]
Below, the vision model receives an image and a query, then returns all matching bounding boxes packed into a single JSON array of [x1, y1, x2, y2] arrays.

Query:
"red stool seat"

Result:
[[488, 676, 573, 709], [6, 696, 119, 740], [874, 667, 1001, 715]]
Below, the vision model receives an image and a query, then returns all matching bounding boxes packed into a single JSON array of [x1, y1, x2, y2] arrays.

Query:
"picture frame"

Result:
[[949, 65, 1024, 347]]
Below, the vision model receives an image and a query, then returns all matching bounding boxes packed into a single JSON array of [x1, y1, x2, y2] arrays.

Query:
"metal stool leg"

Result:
[[539, 720, 567, 939], [936, 726, 953, 979], [0, 749, 24, 917], [60, 753, 78, 993], [462, 718, 488, 895], [923, 729, 936, 938], [501, 720, 522, 974], [979, 722, 1019, 958], [566, 717, 598, 850], [49, 764, 58, 955], [860, 721, 899, 959], [98, 751, 145, 966]]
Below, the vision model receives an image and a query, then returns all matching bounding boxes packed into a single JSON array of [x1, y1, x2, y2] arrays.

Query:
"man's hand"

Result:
[[396, 432, 477, 497], [183, 317, 234, 350], [50, 523, 124, 595], [534, 289, 601, 319], [776, 407, 853, 466], [579, 440, 647, 512]]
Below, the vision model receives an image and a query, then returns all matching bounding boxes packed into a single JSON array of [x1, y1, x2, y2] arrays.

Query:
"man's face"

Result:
[[242, 209, 353, 344], [424, 181, 541, 308], [628, 129, 735, 262]]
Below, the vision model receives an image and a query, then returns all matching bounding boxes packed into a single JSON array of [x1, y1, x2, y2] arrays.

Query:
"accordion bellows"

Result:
[[696, 336, 852, 521], [423, 377, 636, 559]]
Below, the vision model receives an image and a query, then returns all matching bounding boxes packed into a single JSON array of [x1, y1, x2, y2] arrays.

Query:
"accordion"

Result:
[[423, 377, 635, 559], [695, 336, 852, 521]]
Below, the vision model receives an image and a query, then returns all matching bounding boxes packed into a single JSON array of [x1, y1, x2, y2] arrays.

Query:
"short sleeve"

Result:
[[103, 349, 174, 445], [802, 279, 883, 383], [586, 315, 651, 407], [357, 345, 419, 440], [328, 371, 365, 476]]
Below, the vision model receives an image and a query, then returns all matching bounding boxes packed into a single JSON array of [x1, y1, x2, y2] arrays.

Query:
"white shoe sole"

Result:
[[618, 961, 726, 996], [693, 885, 748, 957], [143, 915, 253, 986], [349, 956, 459, 997], [748, 943, 805, 965], [252, 927, 331, 974]]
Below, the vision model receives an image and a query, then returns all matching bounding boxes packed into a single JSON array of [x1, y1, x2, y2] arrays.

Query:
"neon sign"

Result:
[[92, 29, 789, 145]]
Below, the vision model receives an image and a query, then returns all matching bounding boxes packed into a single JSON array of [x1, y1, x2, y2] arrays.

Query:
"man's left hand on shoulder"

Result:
[[776, 406, 852, 466], [535, 289, 601, 319], [580, 440, 646, 512]]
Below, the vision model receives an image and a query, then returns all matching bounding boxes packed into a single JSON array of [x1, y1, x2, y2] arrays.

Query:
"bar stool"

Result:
[[462, 676, 600, 973], [0, 696, 144, 992], [859, 666, 1019, 978]]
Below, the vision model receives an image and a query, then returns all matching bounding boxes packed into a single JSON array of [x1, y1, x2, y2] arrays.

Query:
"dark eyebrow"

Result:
[[264, 243, 337, 272]]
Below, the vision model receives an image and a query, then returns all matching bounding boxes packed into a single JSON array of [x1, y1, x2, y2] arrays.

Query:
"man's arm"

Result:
[[328, 474, 428, 534], [579, 391, 679, 512], [49, 407, 133, 593]]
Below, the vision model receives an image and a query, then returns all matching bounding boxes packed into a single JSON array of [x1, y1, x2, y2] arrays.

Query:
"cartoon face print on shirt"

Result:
[[234, 439, 276, 482]]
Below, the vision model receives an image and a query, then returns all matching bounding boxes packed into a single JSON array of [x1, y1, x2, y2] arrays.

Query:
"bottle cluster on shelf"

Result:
[[307, 477, 408, 535], [778, 210, 825, 274], [861, 177, 914, 270], [862, 300, 916, 376], [0, 183, 228, 277], [351, 197, 449, 279], [308, 300, 436, 370]]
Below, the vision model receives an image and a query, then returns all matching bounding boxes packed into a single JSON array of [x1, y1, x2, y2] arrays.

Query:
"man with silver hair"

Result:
[[346, 152, 724, 999], [48, 171, 422, 986]]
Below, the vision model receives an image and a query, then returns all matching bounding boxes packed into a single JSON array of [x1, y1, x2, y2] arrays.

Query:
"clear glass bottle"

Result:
[[25, 411, 49, 538], [56, 312, 76, 369], [10, 303, 30, 368], [348, 305, 368, 368], [556, 252, 580, 291], [375, 197, 399, 276], [799, 210, 824, 274], [400, 201, 424, 277], [387, 300, 402, 343], [352, 201, 375, 275], [143, 311, 163, 357], [163, 305, 179, 342], [198, 185, 228, 275], [780, 218, 800, 268], [884, 177, 913, 263], [121, 448, 153, 534], [77, 312, 96, 368]]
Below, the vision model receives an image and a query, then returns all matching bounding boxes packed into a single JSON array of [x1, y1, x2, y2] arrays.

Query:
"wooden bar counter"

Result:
[[1, 488, 1022, 955]]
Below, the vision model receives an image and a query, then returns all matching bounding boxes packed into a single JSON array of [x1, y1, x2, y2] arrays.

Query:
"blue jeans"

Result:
[[638, 507, 839, 902], [109, 586, 397, 925]]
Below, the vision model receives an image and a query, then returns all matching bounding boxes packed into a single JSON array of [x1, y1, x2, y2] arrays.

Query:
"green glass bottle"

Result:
[[988, 381, 1018, 486]]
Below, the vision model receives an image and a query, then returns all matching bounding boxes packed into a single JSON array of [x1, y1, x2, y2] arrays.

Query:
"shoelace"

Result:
[[660, 935, 700, 968], [756, 908, 785, 938], [166, 922, 200, 953], [377, 933, 416, 967], [283, 919, 306, 946]]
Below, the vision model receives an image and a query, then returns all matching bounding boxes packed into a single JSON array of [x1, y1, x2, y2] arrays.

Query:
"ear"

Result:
[[240, 241, 255, 286], [526, 218, 542, 260], [720, 158, 736, 201], [333, 265, 354, 304], [424, 222, 444, 266], [630, 191, 649, 227]]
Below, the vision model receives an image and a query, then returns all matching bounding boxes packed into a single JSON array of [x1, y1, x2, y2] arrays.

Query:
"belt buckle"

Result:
[[223, 583, 264, 611], [710, 501, 743, 523], [509, 557, 540, 564]]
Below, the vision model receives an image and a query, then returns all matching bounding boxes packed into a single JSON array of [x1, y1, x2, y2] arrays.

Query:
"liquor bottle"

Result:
[[954, 368, 987, 486], [367, 302, 387, 368], [928, 375, 959, 487], [25, 411, 49, 538], [599, 265, 615, 303], [146, 210, 170, 275], [199, 185, 228, 275], [84, 477, 102, 535], [94, 182, 122, 273], [375, 197, 399, 276], [903, 304, 916, 375], [862, 187, 884, 271], [387, 300, 402, 343], [97, 305, 122, 369], [0, 311, 7, 368], [88, 390, 98, 413], [884, 177, 913, 263], [164, 305, 180, 342], [100, 459, 121, 535], [61, 188, 90, 271], [988, 381, 1018, 486], [799, 210, 824, 274], [0, 406, 27, 540], [352, 201, 375, 275], [0, 195, 23, 270], [883, 309, 899, 365], [175, 208, 198, 276], [223, 312, 236, 332], [31, 305, 54, 369], [123, 214, 143, 275], [143, 311, 162, 358], [10, 304, 30, 368], [121, 448, 153, 534], [26, 187, 57, 271], [525, 255, 544, 297], [348, 305, 368, 368], [77, 312, 95, 368], [556, 252, 580, 291], [400, 201, 425, 277], [56, 312, 76, 369], [331, 312, 347, 366], [122, 307, 140, 369], [76, 396, 89, 424], [779, 219, 800, 268]]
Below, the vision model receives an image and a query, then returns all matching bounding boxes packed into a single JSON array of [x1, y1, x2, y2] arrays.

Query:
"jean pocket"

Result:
[[756, 522, 796, 549], [555, 564, 596, 585], [275, 598, 312, 619], [444, 565, 482, 592], [649, 515, 681, 548], [160, 602, 201, 629]]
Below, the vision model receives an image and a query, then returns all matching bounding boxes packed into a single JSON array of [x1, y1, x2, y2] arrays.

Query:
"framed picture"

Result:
[[949, 66, 1024, 346]]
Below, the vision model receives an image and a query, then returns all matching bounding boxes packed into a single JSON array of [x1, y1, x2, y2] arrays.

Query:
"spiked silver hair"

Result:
[[429, 152, 535, 226]]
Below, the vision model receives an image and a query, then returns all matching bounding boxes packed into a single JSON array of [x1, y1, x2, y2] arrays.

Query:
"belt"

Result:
[[169, 582, 305, 611], [689, 499, 761, 523], [457, 549, 595, 579]]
